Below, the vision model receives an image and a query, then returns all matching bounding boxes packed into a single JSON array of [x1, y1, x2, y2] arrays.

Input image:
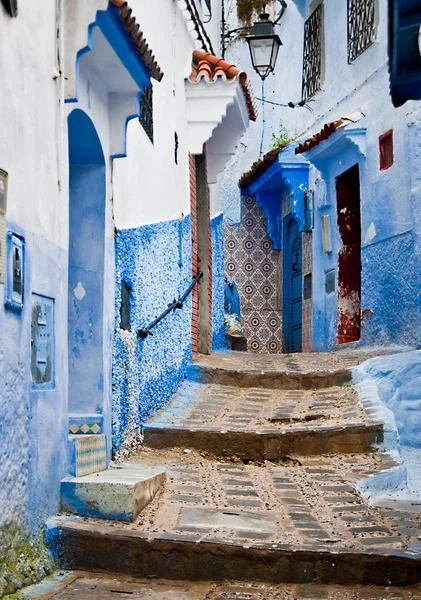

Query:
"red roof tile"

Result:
[[238, 143, 288, 189], [294, 112, 363, 154], [190, 50, 257, 122], [110, 0, 164, 82]]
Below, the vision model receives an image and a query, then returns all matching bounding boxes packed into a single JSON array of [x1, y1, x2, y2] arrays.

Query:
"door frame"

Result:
[[283, 215, 303, 353]]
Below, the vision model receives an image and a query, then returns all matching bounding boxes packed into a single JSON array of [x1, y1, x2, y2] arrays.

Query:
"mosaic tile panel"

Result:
[[68, 434, 107, 477], [225, 195, 283, 353]]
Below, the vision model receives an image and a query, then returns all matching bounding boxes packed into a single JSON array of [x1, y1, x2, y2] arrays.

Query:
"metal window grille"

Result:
[[302, 4, 323, 102], [139, 85, 153, 143], [347, 0, 376, 63]]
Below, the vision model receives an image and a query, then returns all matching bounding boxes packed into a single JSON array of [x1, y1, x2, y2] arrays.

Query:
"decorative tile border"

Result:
[[69, 414, 103, 435]]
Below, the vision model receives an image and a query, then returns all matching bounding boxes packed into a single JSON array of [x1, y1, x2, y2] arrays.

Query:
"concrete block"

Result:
[[61, 464, 166, 521]]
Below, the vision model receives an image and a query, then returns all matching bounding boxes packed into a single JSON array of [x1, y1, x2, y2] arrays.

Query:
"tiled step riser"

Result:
[[186, 365, 353, 390], [47, 524, 421, 587], [143, 425, 384, 458], [67, 435, 107, 477]]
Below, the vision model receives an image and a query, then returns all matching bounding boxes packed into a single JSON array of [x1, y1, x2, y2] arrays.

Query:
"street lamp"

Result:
[[245, 12, 282, 80]]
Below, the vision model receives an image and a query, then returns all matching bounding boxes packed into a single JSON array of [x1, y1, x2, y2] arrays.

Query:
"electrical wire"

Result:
[[255, 96, 315, 115], [259, 79, 266, 157]]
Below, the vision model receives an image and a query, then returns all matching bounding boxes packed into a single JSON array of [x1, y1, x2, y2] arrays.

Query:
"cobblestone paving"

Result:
[[148, 383, 376, 433], [193, 349, 404, 373], [50, 575, 421, 599], [115, 450, 421, 553]]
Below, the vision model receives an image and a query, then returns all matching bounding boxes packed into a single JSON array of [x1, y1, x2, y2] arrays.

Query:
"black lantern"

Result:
[[245, 12, 282, 80]]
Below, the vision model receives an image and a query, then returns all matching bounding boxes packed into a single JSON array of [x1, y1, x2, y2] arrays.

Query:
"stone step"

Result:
[[143, 422, 383, 457], [187, 350, 403, 390], [19, 572, 421, 599], [187, 361, 352, 389], [46, 516, 421, 587], [143, 382, 383, 458], [60, 464, 166, 521], [48, 453, 421, 587]]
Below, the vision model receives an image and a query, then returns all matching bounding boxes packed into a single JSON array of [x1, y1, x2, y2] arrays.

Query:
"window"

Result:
[[1, 0, 18, 17], [139, 85, 153, 143], [379, 130, 394, 170], [347, 0, 377, 63], [120, 281, 131, 331], [302, 4, 323, 101]]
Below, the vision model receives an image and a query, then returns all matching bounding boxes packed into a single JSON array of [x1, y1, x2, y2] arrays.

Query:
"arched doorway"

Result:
[[67, 109, 106, 417], [283, 217, 303, 353]]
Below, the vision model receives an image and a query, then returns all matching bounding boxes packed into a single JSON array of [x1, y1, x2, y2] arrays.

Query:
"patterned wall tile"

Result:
[[225, 196, 284, 353]]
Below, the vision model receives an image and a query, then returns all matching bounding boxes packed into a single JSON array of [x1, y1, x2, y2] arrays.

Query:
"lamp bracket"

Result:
[[274, 0, 287, 25]]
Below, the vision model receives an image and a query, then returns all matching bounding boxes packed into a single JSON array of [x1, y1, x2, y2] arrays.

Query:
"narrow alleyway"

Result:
[[47, 349, 421, 595]]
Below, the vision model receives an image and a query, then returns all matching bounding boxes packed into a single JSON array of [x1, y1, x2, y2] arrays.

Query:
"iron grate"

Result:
[[302, 4, 323, 102], [347, 0, 377, 63], [139, 84, 154, 143]]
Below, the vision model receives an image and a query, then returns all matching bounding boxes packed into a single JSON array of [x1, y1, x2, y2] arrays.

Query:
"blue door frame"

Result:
[[283, 216, 303, 353]]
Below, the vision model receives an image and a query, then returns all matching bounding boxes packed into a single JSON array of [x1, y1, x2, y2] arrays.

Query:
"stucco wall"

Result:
[[113, 217, 192, 455], [0, 1, 66, 593]]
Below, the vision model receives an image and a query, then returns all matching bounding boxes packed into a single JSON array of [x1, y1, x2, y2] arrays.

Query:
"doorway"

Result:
[[67, 109, 106, 415], [284, 217, 303, 353], [336, 164, 361, 344]]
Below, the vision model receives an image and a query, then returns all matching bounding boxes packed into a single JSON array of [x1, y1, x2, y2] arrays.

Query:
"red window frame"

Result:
[[379, 129, 394, 170]]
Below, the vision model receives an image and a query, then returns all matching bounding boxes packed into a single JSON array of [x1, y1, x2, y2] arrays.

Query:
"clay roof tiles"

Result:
[[295, 111, 363, 154], [238, 143, 288, 189], [190, 50, 258, 122], [110, 0, 164, 82]]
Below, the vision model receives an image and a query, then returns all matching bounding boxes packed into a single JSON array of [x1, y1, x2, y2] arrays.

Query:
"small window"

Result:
[[347, 0, 377, 63], [379, 130, 394, 170], [304, 273, 312, 300], [1, 0, 18, 17], [120, 281, 131, 331], [302, 4, 323, 101], [139, 85, 153, 143], [325, 270, 335, 294], [174, 132, 179, 165]]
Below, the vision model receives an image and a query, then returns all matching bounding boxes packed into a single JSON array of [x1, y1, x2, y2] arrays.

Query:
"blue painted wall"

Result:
[[0, 228, 67, 595], [211, 213, 226, 350], [113, 217, 192, 454], [68, 109, 106, 417]]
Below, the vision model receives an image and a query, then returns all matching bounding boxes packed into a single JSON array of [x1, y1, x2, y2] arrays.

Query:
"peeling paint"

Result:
[[364, 222, 377, 244], [73, 282, 86, 300]]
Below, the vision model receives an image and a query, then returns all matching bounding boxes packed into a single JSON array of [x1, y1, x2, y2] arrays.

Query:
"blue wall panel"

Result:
[[211, 213, 226, 351], [113, 217, 192, 454], [361, 232, 420, 347]]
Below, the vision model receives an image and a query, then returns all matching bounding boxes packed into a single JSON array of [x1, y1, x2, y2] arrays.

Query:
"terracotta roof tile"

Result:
[[190, 50, 257, 122], [295, 112, 363, 154], [295, 120, 343, 154], [238, 143, 288, 189], [110, 0, 164, 82]]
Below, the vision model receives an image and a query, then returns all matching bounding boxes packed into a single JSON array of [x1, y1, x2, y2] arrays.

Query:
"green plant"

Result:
[[237, 0, 275, 25], [271, 121, 293, 149]]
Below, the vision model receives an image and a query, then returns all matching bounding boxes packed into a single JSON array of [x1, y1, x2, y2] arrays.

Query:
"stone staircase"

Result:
[[48, 350, 421, 590]]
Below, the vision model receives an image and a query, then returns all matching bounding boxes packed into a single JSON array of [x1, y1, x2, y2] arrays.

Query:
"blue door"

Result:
[[286, 219, 302, 352]]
